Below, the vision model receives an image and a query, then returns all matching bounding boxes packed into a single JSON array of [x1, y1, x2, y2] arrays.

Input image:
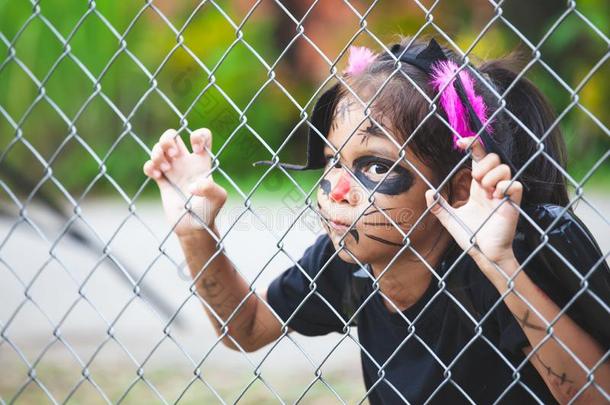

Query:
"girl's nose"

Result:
[[329, 171, 352, 203]]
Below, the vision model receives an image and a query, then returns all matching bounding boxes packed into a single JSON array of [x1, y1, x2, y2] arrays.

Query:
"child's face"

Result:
[[317, 96, 445, 266]]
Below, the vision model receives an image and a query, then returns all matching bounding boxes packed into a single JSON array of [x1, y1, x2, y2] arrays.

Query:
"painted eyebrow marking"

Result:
[[357, 118, 388, 145]]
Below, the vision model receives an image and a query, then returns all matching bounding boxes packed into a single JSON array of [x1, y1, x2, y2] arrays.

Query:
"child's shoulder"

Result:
[[513, 203, 608, 304], [517, 203, 606, 268], [521, 203, 598, 239]]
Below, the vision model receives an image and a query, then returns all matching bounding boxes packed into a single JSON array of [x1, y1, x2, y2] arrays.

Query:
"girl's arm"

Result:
[[475, 253, 609, 403], [143, 128, 284, 352], [179, 227, 285, 352], [425, 136, 609, 403]]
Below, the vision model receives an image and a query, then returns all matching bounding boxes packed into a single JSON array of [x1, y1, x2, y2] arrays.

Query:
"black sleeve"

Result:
[[472, 263, 530, 356], [266, 234, 350, 336], [440, 243, 530, 356]]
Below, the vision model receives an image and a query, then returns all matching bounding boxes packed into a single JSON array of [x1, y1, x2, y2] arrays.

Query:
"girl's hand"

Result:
[[143, 128, 227, 236], [425, 136, 523, 268]]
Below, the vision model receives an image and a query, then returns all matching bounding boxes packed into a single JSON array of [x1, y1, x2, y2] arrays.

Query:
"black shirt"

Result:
[[267, 233, 559, 404]]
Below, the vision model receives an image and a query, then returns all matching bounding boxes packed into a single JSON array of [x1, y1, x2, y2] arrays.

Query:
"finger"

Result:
[[426, 189, 475, 252], [186, 178, 227, 227], [174, 135, 189, 155], [143, 160, 162, 180], [190, 128, 212, 155], [188, 178, 228, 215], [472, 153, 501, 182], [151, 143, 171, 172], [480, 164, 511, 191], [493, 179, 523, 204], [425, 188, 478, 249], [159, 129, 182, 159], [457, 136, 486, 163], [425, 189, 456, 229]]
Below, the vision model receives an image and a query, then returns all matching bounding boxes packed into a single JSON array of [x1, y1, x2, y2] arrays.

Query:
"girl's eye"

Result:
[[365, 162, 391, 175]]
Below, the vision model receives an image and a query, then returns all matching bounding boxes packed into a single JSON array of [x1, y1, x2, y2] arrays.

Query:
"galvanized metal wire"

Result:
[[1, 0, 608, 404]]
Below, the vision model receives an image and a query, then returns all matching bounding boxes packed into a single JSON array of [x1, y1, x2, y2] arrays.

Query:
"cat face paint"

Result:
[[316, 200, 361, 244], [316, 96, 446, 267], [351, 155, 414, 196], [332, 98, 358, 131], [320, 179, 331, 196], [329, 172, 352, 202], [322, 154, 414, 197]]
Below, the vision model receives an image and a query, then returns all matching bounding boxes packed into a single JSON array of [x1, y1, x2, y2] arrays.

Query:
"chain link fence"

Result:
[[1, 0, 608, 404]]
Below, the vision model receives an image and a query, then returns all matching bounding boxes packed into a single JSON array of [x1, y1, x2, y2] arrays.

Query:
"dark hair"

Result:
[[335, 36, 569, 207]]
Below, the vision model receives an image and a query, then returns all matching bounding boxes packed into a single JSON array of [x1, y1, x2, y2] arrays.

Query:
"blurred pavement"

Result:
[[1, 192, 608, 402]]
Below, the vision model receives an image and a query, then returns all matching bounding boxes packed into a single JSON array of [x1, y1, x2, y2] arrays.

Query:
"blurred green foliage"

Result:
[[0, 0, 607, 203]]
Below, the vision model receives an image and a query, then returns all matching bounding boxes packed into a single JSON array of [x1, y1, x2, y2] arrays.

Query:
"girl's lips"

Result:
[[329, 218, 350, 230], [317, 206, 353, 231]]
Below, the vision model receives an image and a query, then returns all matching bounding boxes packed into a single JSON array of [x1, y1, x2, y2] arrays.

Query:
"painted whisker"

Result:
[[364, 233, 404, 247], [362, 220, 411, 226], [362, 207, 397, 217]]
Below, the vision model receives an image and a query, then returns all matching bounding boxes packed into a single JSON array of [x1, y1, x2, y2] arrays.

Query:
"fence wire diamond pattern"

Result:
[[0, 0, 608, 404]]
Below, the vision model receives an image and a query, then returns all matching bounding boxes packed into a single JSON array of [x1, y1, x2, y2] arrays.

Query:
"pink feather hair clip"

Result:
[[430, 60, 493, 149], [343, 46, 376, 76]]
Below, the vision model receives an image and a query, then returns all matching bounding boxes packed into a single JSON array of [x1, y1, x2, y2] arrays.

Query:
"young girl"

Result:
[[142, 37, 609, 403]]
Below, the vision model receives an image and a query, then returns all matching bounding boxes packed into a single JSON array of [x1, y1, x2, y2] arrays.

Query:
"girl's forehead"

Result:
[[325, 99, 427, 170], [327, 99, 397, 150]]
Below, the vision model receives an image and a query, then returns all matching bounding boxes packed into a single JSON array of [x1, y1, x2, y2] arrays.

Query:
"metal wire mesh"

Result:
[[1, 0, 608, 404]]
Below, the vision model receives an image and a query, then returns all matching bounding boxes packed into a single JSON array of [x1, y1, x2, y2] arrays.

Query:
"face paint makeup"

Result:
[[363, 219, 411, 226], [357, 118, 387, 146], [319, 155, 413, 248], [332, 98, 358, 131], [317, 200, 359, 244], [320, 179, 331, 196], [352, 155, 414, 196], [362, 207, 397, 216], [329, 172, 352, 202], [364, 232, 404, 247]]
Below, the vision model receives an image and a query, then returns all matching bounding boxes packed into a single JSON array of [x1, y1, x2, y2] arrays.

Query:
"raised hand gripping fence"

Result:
[[1, 1, 608, 404]]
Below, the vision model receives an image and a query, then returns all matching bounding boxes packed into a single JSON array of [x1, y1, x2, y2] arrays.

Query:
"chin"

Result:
[[337, 248, 357, 263], [325, 231, 363, 264]]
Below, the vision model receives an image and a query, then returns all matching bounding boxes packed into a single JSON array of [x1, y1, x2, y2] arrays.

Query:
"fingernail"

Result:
[[168, 148, 176, 157], [193, 144, 201, 153], [161, 163, 170, 171]]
